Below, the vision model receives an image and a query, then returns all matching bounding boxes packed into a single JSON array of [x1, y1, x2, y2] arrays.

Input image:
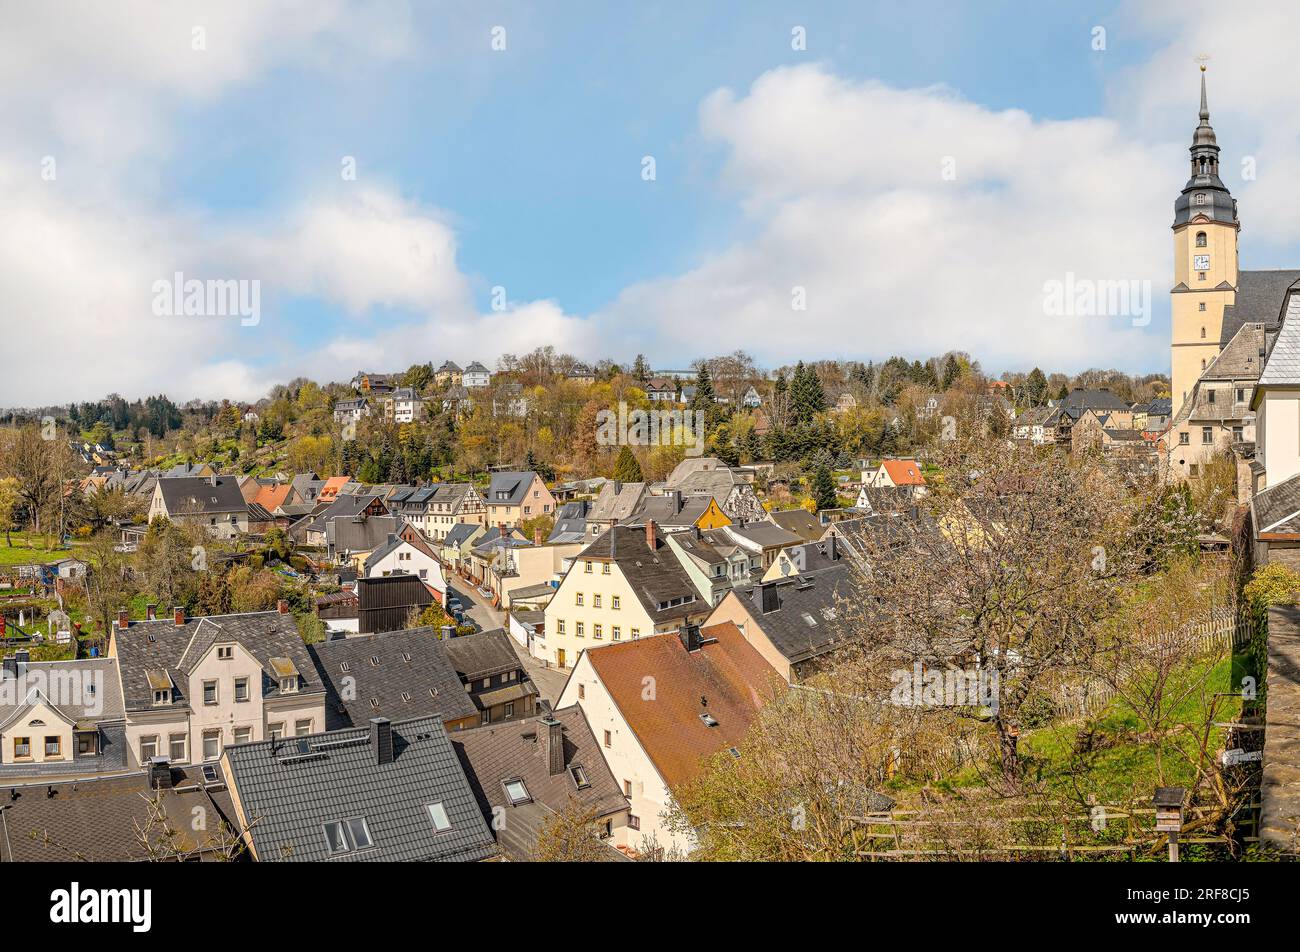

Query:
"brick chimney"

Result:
[[117, 609, 129, 631], [645, 519, 657, 551], [539, 716, 564, 776], [370, 717, 394, 765], [679, 622, 703, 653], [146, 603, 157, 622], [533, 527, 542, 546], [173, 606, 185, 626], [277, 599, 289, 615]]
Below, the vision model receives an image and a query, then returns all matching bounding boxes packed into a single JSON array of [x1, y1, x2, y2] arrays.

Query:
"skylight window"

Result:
[[570, 765, 590, 789], [323, 817, 374, 855], [503, 778, 532, 805], [802, 613, 818, 627], [700, 713, 719, 728], [426, 802, 452, 832]]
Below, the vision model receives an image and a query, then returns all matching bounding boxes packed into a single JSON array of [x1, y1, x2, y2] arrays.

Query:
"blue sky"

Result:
[[4, 1, 1299, 403]]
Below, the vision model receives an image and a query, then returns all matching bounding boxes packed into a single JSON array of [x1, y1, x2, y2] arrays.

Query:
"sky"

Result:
[[4, 0, 1300, 406]]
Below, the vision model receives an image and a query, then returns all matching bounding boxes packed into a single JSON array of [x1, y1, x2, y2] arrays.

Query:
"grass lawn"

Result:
[[0, 533, 76, 566]]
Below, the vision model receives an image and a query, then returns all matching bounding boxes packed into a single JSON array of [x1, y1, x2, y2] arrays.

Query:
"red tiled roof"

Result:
[[880, 459, 926, 486], [586, 623, 781, 790]]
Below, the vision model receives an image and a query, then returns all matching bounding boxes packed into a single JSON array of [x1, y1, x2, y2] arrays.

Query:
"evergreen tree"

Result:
[[1025, 367, 1048, 407], [810, 464, 838, 512], [631, 354, 651, 383], [612, 445, 643, 482], [941, 354, 960, 390]]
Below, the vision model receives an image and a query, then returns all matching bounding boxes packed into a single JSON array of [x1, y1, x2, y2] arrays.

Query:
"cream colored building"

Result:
[[108, 606, 326, 767]]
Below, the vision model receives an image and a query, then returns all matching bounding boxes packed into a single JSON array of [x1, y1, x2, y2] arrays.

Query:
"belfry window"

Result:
[[1196, 232, 1207, 247], [1195, 193, 1207, 205]]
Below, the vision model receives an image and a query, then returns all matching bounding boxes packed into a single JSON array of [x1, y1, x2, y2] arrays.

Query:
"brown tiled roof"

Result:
[[585, 623, 780, 789]]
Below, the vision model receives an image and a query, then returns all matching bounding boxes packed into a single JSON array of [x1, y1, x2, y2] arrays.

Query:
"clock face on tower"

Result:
[[1194, 254, 1210, 271]]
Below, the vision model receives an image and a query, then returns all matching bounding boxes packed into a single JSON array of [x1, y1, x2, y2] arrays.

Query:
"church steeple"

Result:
[[1174, 66, 1237, 228]]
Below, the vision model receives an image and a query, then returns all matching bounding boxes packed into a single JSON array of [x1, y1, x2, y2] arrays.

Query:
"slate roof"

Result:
[[0, 658, 126, 728], [577, 525, 704, 625], [436, 360, 463, 373], [0, 765, 237, 862], [1059, 389, 1131, 412], [769, 508, 824, 543], [486, 471, 538, 506], [1259, 292, 1300, 387], [328, 514, 406, 555], [583, 622, 780, 790], [451, 706, 627, 860], [442, 628, 522, 681], [1221, 270, 1300, 346], [156, 476, 247, 516], [728, 564, 858, 665], [443, 523, 484, 548], [624, 493, 717, 529], [588, 480, 647, 523], [113, 610, 322, 713], [724, 521, 801, 550], [1253, 472, 1300, 535], [302, 492, 386, 535], [465, 361, 491, 374], [309, 627, 478, 730], [222, 716, 497, 862]]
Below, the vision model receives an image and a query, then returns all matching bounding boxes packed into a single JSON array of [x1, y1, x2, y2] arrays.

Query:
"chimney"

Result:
[[533, 527, 542, 545], [370, 717, 394, 765], [14, 649, 28, 666], [173, 606, 185, 626], [149, 756, 173, 790], [539, 716, 564, 776], [827, 532, 838, 562], [146, 603, 157, 622], [759, 581, 780, 614], [679, 622, 703, 653], [209, 473, 217, 487], [386, 532, 397, 546], [117, 608, 129, 631], [645, 519, 657, 551], [612, 479, 622, 495], [277, 599, 289, 615], [2, 656, 15, 681], [666, 489, 681, 513]]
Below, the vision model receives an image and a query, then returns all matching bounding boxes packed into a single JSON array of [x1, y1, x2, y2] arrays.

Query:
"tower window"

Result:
[[1199, 273, 1206, 281], [1195, 193, 1207, 205], [1199, 302, 1206, 311], [1201, 326, 1206, 338], [1201, 359, 1207, 370], [1196, 232, 1207, 247]]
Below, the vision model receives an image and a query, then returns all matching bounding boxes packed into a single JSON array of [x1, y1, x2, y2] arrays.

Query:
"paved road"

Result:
[[444, 573, 569, 705]]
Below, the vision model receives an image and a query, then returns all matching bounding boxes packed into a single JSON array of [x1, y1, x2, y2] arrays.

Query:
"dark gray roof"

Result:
[[114, 610, 322, 713], [577, 525, 703, 625], [0, 765, 236, 861], [729, 564, 857, 665], [451, 706, 627, 861], [309, 627, 478, 729], [156, 476, 247, 516], [623, 493, 716, 528], [443, 523, 483, 548], [588, 481, 646, 522], [442, 628, 521, 682], [1259, 292, 1300, 387], [302, 492, 386, 535], [769, 508, 824, 542], [724, 521, 801, 549], [0, 658, 125, 727], [1253, 472, 1300, 534], [223, 716, 497, 862], [486, 471, 538, 506], [1222, 271, 1300, 346], [1060, 389, 1130, 412]]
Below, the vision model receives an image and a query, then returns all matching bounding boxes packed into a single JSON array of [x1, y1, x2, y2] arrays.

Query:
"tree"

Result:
[[0, 477, 18, 546], [1025, 367, 1048, 407], [631, 354, 651, 384], [531, 800, 619, 862], [611, 445, 643, 482], [0, 424, 73, 535], [809, 464, 838, 512]]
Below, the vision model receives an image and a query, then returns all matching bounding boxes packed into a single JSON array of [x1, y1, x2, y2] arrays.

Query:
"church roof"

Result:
[[1221, 270, 1300, 345], [1258, 293, 1300, 388]]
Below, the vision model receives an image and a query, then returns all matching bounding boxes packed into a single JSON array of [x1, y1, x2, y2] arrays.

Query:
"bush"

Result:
[[1243, 562, 1300, 618]]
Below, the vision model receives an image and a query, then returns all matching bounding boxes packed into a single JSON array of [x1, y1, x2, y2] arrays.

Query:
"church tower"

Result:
[[1171, 67, 1240, 418]]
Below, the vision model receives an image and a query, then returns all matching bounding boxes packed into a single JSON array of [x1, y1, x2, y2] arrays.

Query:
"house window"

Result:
[[570, 765, 589, 788], [593, 594, 601, 609], [233, 727, 252, 745], [604, 730, 612, 748], [503, 778, 531, 805], [294, 719, 313, 736], [557, 620, 566, 635], [13, 737, 30, 759], [1202, 426, 1213, 445], [268, 723, 284, 740], [1207, 389, 1216, 404], [78, 733, 97, 756], [601, 563, 610, 575], [202, 730, 221, 761], [1233, 426, 1244, 441], [426, 802, 452, 832], [1179, 432, 1190, 445], [611, 595, 620, 609], [575, 592, 584, 606], [217, 645, 233, 660], [576, 622, 585, 637], [323, 817, 374, 855], [153, 689, 170, 705], [624, 779, 632, 796], [1236, 388, 1246, 403], [169, 734, 187, 762], [630, 627, 640, 639], [234, 677, 249, 702], [629, 815, 641, 831], [612, 626, 621, 640], [578, 683, 585, 699], [504, 701, 514, 718], [140, 735, 158, 763], [203, 680, 218, 705], [44, 736, 60, 757], [584, 561, 592, 574], [593, 624, 603, 640], [481, 711, 491, 725], [280, 676, 298, 694]]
